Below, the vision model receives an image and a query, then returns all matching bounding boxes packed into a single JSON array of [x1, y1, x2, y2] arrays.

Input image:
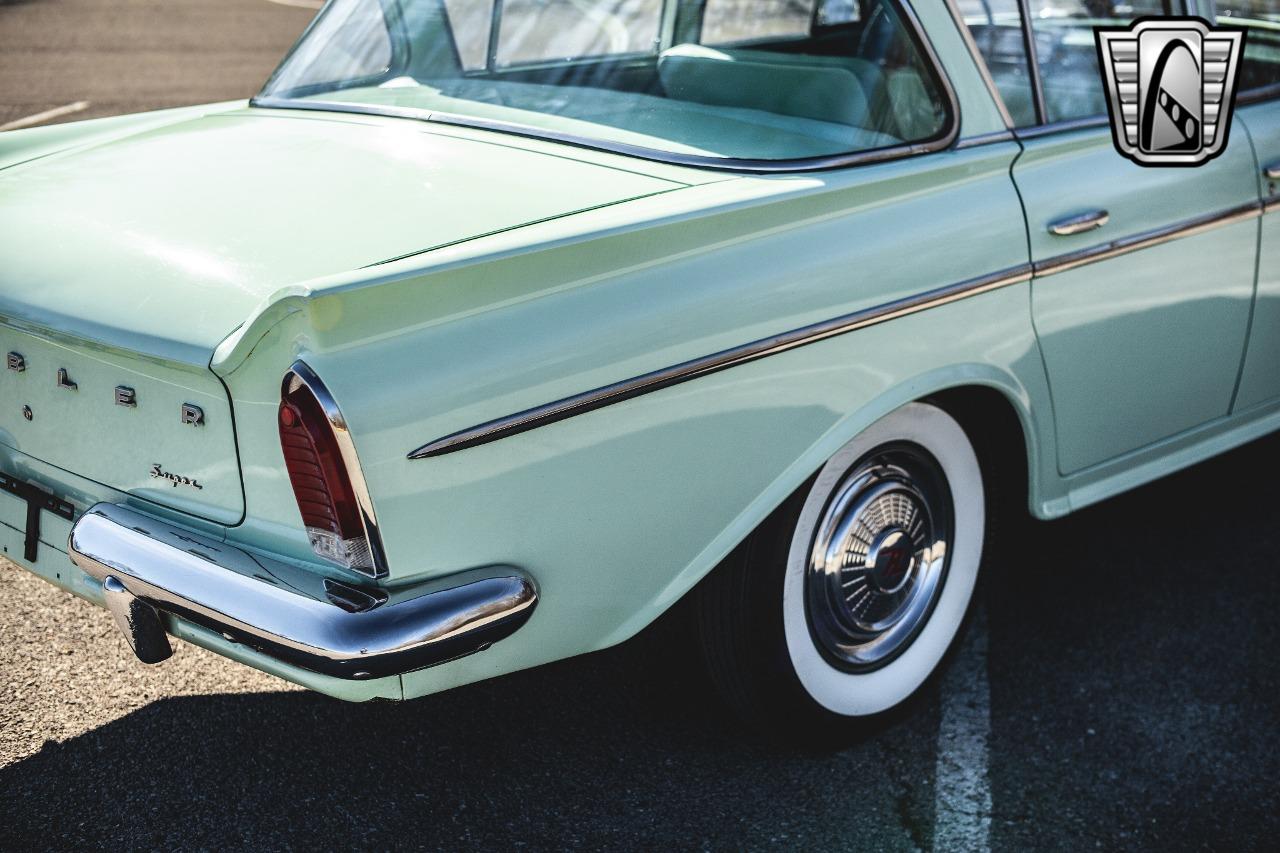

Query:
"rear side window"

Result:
[[1218, 2, 1280, 94], [668, 0, 954, 157]]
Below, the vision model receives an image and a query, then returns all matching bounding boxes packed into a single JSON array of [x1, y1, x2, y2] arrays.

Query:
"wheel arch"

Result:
[[633, 364, 1050, 646]]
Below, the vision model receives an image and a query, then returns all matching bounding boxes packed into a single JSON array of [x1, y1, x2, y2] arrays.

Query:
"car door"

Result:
[[1217, 1, 1280, 412], [1009, 0, 1260, 475]]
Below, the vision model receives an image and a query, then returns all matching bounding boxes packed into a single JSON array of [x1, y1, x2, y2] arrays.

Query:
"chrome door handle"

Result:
[[1263, 161, 1280, 180], [1048, 209, 1110, 237]]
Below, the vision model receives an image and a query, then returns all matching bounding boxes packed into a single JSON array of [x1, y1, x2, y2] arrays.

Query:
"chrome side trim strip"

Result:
[[69, 503, 538, 680], [1263, 197, 1280, 215], [1034, 202, 1261, 277], [408, 263, 1034, 459], [411, 201, 1266, 460], [285, 361, 389, 579]]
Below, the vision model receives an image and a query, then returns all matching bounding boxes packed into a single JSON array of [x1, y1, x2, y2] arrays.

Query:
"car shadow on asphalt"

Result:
[[5, 432, 1279, 851], [0, 609, 941, 851]]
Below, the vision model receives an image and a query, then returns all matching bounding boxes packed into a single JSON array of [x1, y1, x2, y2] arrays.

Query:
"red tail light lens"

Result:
[[279, 364, 384, 577]]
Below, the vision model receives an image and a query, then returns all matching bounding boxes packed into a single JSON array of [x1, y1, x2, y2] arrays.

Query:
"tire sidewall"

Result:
[[781, 402, 984, 716]]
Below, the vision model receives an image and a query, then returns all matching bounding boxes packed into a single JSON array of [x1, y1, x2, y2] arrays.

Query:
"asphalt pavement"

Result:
[[0, 0, 316, 128], [1, 1, 1278, 850]]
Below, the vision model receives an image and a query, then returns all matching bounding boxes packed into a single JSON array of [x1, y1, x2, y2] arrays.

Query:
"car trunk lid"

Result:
[[0, 109, 683, 522], [0, 321, 243, 523]]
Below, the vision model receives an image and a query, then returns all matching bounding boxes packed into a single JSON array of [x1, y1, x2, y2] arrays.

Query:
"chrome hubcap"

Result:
[[805, 444, 953, 672]]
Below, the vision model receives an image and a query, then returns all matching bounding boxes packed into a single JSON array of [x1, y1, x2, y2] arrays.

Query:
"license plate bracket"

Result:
[[0, 472, 75, 563]]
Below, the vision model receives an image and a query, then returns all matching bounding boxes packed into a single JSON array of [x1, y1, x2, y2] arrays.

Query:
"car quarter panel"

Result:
[[211, 137, 1053, 700]]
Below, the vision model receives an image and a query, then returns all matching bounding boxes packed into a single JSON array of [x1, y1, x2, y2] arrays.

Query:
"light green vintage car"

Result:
[[2, 0, 1279, 735]]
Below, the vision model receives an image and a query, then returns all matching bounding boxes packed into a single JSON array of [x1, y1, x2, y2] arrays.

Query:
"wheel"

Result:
[[695, 401, 985, 738]]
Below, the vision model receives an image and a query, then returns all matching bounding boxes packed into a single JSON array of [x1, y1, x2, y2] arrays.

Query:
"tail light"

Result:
[[279, 362, 386, 578]]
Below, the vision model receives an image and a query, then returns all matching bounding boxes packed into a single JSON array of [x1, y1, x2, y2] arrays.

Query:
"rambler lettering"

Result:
[[150, 464, 203, 490]]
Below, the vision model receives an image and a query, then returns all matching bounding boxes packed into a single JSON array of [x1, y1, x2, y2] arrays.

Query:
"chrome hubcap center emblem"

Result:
[[866, 527, 915, 595]]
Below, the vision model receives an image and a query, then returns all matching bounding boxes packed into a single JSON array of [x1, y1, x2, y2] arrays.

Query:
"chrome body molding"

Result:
[[412, 200, 1269, 460], [1034, 202, 1262, 277], [408, 263, 1034, 458], [68, 502, 538, 680], [285, 360, 390, 579]]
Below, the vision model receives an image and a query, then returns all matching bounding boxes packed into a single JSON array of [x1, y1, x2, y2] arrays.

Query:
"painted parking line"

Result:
[[933, 605, 993, 853], [0, 101, 90, 132], [263, 0, 324, 9]]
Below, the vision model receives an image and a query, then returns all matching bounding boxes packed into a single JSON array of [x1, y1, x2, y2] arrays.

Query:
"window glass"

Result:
[[1218, 2, 1280, 93], [261, 0, 952, 164], [1027, 0, 1171, 123], [265, 0, 391, 94], [441, 0, 493, 72], [955, 0, 1037, 126], [495, 0, 664, 67], [701, 0, 816, 46], [816, 0, 860, 27]]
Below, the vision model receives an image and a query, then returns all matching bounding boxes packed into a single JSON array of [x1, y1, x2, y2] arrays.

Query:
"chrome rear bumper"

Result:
[[68, 503, 536, 680]]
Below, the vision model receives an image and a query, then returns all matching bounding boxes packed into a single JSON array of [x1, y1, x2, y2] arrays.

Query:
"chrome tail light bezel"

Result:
[[281, 360, 388, 579]]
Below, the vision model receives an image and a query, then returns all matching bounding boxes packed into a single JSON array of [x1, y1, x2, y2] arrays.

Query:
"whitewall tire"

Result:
[[696, 401, 986, 735], [782, 402, 983, 716]]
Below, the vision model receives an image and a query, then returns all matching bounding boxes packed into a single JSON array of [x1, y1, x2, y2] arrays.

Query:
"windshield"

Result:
[[257, 0, 954, 167]]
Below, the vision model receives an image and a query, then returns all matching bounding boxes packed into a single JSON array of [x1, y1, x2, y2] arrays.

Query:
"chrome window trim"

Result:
[[1016, 0, 1049, 125], [1239, 81, 1280, 105], [285, 360, 390, 579], [251, 96, 958, 174], [1013, 115, 1111, 140], [943, 0, 1016, 129], [408, 263, 1035, 459], [953, 130, 1018, 149], [251, 1, 960, 175], [409, 198, 1265, 460]]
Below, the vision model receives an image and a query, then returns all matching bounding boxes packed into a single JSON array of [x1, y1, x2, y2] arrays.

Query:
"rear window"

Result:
[[259, 0, 955, 167]]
